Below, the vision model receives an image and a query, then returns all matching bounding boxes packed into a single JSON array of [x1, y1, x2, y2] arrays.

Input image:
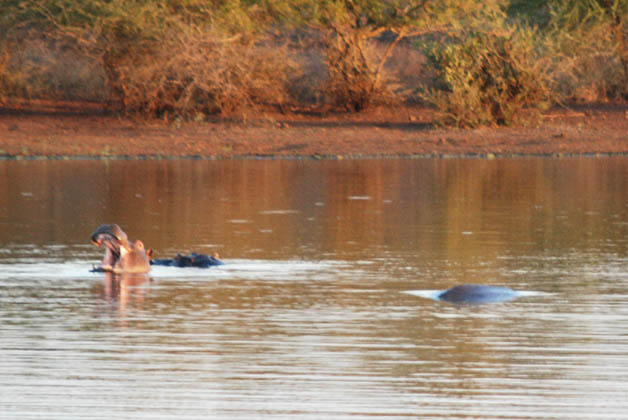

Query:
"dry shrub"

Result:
[[286, 31, 328, 106], [109, 25, 297, 118], [0, 34, 106, 103], [324, 28, 393, 112], [540, 0, 628, 102], [422, 28, 552, 127], [0, 42, 10, 104], [545, 23, 628, 102], [382, 39, 427, 101]]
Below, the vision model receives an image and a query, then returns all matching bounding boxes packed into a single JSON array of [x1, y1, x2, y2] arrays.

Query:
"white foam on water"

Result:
[[0, 259, 351, 283], [402, 290, 443, 300], [0, 261, 98, 280], [259, 209, 300, 215]]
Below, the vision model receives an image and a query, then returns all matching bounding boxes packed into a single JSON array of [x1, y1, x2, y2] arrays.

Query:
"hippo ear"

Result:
[[135, 240, 145, 250]]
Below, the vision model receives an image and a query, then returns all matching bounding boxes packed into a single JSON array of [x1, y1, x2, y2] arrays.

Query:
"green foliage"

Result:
[[550, 0, 628, 29], [303, 1, 429, 111], [546, 0, 628, 100], [422, 27, 552, 127], [311, 0, 488, 111], [506, 0, 551, 26]]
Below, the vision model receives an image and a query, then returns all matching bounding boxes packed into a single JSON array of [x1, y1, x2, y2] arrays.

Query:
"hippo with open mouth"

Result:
[[91, 224, 151, 274]]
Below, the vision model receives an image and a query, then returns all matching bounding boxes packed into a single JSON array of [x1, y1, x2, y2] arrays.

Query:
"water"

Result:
[[1, 158, 628, 419]]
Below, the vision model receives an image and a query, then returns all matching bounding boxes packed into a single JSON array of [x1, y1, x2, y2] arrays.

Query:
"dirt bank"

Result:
[[1, 102, 628, 159]]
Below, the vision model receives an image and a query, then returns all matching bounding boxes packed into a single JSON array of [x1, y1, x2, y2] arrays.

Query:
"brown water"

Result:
[[1, 158, 628, 419]]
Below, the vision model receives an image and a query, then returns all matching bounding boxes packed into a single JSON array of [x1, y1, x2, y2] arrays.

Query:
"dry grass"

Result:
[[0, 35, 106, 104], [107, 25, 297, 118]]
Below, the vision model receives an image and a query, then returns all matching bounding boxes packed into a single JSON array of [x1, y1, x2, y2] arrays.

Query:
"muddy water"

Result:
[[2, 158, 628, 419]]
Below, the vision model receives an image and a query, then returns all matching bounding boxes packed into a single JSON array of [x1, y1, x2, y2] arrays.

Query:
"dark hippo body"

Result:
[[438, 284, 516, 304], [150, 253, 224, 268]]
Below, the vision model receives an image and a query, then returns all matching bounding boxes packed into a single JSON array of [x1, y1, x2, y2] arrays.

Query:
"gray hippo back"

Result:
[[438, 284, 516, 304]]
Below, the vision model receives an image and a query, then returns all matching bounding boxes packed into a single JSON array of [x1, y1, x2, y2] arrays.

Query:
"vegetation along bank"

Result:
[[1, 1, 628, 158]]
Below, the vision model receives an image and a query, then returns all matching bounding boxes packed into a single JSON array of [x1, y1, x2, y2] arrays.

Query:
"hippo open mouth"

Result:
[[91, 224, 127, 270], [91, 224, 150, 274]]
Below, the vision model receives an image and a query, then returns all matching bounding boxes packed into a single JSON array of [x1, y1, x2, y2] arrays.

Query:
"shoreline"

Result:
[[3, 151, 628, 161], [2, 103, 628, 160]]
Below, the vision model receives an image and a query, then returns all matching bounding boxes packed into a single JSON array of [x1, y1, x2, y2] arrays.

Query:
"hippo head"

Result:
[[91, 224, 150, 274]]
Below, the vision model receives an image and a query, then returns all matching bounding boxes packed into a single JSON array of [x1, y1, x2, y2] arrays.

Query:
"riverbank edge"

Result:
[[3, 151, 628, 161], [2, 103, 628, 159]]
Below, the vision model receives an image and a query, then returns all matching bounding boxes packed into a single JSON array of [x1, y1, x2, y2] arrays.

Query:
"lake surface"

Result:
[[2, 157, 628, 419]]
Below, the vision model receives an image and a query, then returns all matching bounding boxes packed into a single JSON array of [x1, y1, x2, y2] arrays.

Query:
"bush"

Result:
[[303, 0, 480, 112], [421, 27, 552, 127], [324, 27, 392, 111], [0, 35, 106, 103], [3, 0, 628, 124], [544, 23, 625, 102], [111, 23, 297, 117], [543, 0, 628, 101], [0, 41, 10, 104], [0, 1, 298, 116]]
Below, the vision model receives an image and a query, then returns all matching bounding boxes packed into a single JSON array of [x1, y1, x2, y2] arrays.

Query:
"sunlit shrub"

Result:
[[3, 0, 628, 124], [303, 0, 485, 112], [0, 35, 106, 103], [324, 28, 392, 111], [543, 25, 624, 102], [543, 0, 628, 101], [0, 41, 11, 104], [111, 24, 297, 117], [421, 27, 552, 127]]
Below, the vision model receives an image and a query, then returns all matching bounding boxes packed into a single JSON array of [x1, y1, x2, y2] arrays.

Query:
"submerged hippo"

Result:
[[404, 284, 539, 305], [437, 284, 516, 304], [149, 252, 224, 268], [91, 224, 151, 274]]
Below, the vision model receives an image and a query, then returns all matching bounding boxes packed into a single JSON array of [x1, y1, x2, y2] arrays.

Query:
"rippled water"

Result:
[[2, 158, 628, 419]]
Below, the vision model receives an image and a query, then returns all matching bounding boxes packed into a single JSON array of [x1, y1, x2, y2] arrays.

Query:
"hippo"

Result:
[[149, 252, 224, 268], [437, 284, 517, 304], [91, 224, 151, 274], [404, 284, 520, 305]]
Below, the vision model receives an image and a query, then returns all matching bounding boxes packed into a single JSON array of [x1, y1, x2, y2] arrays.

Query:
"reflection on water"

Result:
[[2, 158, 628, 419]]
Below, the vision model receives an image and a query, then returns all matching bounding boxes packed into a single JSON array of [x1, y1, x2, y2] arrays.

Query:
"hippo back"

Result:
[[438, 284, 516, 304]]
